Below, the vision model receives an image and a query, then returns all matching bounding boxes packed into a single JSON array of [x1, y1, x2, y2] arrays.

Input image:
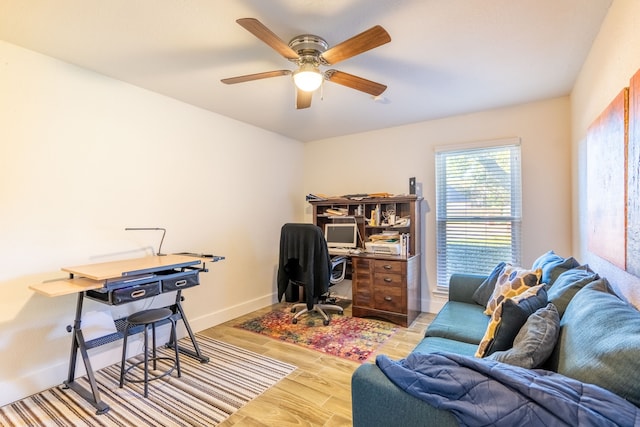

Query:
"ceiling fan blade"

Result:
[[320, 25, 391, 65], [296, 88, 312, 109], [221, 70, 292, 84], [325, 70, 387, 96], [236, 18, 299, 60]]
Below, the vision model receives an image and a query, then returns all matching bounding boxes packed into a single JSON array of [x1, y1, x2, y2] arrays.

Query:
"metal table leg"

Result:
[[63, 291, 110, 414], [166, 290, 210, 363]]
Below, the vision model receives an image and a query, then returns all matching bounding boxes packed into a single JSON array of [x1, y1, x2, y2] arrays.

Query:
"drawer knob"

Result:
[[383, 265, 392, 270], [384, 277, 392, 283], [384, 296, 393, 301]]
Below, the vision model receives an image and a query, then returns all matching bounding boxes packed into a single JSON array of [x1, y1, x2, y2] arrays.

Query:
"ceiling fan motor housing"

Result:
[[288, 34, 328, 66]]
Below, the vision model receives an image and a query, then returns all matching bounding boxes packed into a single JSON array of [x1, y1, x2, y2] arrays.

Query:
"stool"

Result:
[[119, 308, 181, 397]]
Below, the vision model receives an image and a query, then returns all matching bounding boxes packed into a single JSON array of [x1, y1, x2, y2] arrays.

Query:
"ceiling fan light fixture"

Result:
[[293, 63, 323, 92]]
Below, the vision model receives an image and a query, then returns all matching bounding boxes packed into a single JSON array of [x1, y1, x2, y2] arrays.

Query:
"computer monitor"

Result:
[[324, 223, 358, 248]]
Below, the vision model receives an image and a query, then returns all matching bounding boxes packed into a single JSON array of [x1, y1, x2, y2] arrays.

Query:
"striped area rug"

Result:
[[0, 334, 296, 426]]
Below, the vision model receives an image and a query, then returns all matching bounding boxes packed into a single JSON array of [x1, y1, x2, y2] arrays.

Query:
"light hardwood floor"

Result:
[[199, 301, 435, 427]]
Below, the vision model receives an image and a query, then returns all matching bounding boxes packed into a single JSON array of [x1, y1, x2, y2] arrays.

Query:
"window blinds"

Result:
[[435, 142, 522, 287]]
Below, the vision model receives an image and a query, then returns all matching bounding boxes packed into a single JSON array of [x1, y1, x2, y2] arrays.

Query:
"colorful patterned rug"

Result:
[[235, 304, 398, 363]]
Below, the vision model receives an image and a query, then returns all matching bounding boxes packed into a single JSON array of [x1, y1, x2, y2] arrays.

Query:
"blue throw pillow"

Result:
[[531, 250, 580, 286], [532, 250, 562, 269], [547, 265, 599, 316], [472, 262, 506, 307]]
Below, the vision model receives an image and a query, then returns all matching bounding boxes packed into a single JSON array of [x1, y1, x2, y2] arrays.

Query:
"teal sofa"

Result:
[[352, 264, 640, 426]]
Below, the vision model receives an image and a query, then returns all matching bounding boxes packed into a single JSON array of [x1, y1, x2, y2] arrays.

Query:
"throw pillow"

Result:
[[531, 250, 562, 269], [472, 262, 507, 307], [531, 250, 580, 286], [486, 303, 560, 368], [484, 265, 542, 315], [554, 279, 640, 407], [476, 284, 547, 358], [546, 265, 599, 316]]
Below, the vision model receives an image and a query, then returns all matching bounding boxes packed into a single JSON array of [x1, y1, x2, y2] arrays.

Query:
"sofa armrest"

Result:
[[352, 363, 459, 427], [448, 273, 487, 304]]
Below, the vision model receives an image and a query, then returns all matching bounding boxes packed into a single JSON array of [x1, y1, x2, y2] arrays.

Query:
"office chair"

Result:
[[276, 223, 345, 325]]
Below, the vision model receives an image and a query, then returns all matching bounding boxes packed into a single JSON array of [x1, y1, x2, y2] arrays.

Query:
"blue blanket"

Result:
[[377, 352, 640, 427]]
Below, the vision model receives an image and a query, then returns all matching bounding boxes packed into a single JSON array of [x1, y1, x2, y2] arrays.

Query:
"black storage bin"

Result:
[[158, 270, 199, 292]]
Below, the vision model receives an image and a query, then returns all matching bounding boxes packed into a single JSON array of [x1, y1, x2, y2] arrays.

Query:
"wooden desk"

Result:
[[350, 252, 420, 327], [30, 254, 205, 296], [29, 254, 223, 415], [308, 195, 423, 326]]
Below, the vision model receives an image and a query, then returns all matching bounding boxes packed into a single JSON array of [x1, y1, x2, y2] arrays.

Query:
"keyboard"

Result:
[[329, 247, 361, 255]]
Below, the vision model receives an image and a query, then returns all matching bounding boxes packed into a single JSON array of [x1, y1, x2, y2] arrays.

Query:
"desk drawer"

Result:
[[158, 270, 199, 292], [374, 260, 404, 275], [374, 273, 403, 287], [373, 285, 405, 313], [86, 281, 161, 305]]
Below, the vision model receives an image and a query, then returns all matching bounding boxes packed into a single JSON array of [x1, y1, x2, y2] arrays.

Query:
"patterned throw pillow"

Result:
[[476, 284, 546, 358], [484, 265, 542, 315]]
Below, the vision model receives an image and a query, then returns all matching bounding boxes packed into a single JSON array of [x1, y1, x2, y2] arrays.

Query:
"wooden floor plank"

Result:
[[205, 301, 434, 427]]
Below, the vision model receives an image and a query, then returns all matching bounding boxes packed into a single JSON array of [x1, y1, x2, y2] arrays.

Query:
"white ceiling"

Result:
[[0, 0, 612, 142]]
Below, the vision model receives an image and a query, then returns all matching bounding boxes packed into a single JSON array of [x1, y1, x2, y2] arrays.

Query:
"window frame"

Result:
[[434, 138, 522, 289]]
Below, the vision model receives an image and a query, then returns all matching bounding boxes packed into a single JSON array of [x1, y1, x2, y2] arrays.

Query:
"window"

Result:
[[435, 140, 522, 287]]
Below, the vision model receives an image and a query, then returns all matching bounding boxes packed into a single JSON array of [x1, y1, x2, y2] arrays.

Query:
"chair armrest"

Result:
[[448, 273, 487, 304]]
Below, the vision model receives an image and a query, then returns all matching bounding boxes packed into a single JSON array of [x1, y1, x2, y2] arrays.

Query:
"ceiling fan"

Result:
[[221, 18, 391, 109]]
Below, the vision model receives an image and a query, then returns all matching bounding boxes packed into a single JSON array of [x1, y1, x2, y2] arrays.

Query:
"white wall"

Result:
[[571, 0, 640, 305], [0, 41, 303, 406], [303, 97, 573, 313], [6, 0, 622, 401]]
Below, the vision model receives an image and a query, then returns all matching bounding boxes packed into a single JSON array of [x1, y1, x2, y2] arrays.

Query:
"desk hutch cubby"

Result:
[[309, 195, 422, 326]]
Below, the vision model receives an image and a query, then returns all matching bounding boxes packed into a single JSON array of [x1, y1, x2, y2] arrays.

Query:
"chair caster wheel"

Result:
[[292, 318, 298, 324], [323, 319, 330, 326]]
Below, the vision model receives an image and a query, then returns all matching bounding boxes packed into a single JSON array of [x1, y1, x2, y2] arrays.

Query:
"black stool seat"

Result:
[[128, 308, 172, 325], [119, 307, 181, 397]]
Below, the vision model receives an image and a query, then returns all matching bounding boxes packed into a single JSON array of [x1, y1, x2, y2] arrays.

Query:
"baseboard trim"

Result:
[[189, 293, 277, 333]]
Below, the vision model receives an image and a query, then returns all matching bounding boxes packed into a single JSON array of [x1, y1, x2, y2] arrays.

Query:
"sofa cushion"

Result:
[[486, 303, 559, 368], [476, 285, 547, 357], [472, 262, 506, 306], [547, 265, 599, 316], [425, 301, 489, 345], [413, 336, 479, 357], [531, 250, 580, 286], [554, 279, 640, 407], [484, 265, 542, 315], [449, 273, 489, 304]]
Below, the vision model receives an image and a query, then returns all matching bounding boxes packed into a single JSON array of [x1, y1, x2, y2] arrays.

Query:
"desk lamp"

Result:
[[125, 227, 166, 256]]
